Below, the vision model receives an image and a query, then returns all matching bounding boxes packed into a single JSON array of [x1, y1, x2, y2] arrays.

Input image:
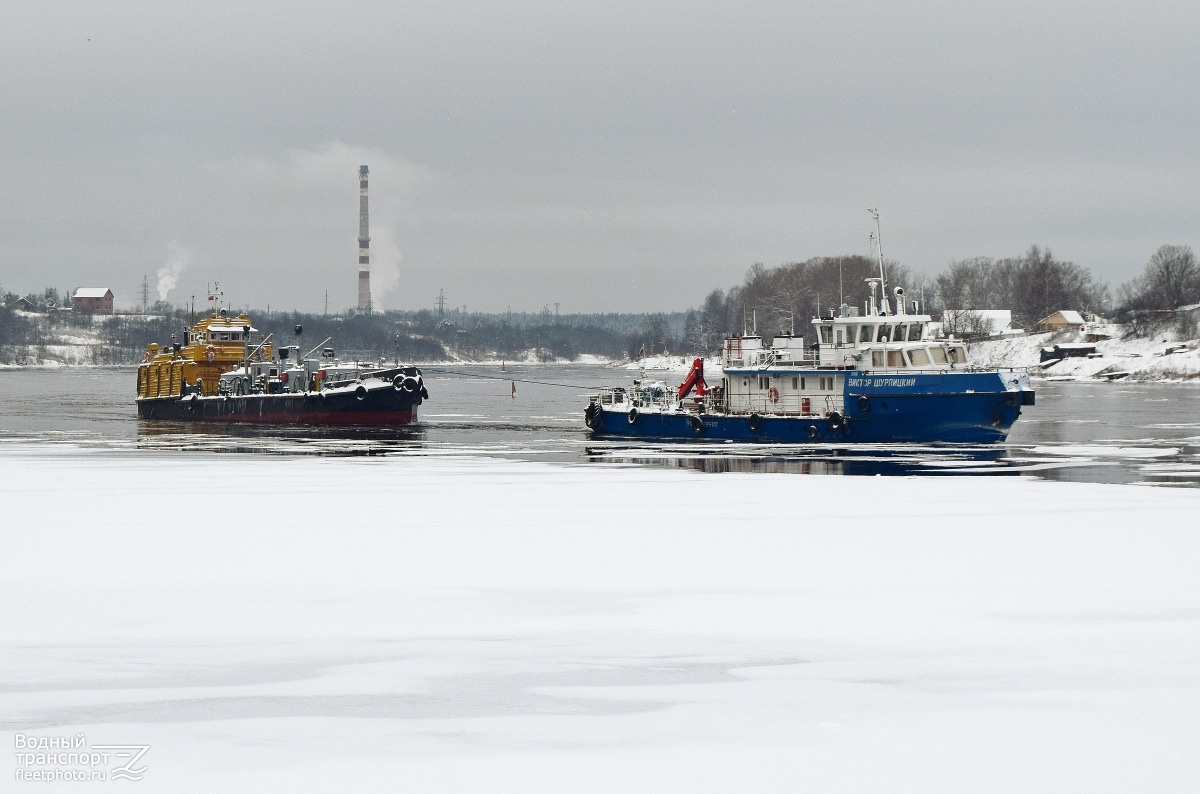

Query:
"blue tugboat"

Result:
[[585, 216, 1034, 444]]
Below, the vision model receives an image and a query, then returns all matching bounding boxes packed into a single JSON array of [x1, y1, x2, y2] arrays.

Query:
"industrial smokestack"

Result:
[[357, 164, 372, 313]]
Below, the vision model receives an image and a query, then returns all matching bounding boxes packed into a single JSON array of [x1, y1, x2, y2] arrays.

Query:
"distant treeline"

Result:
[[0, 309, 180, 365], [0, 303, 693, 365], [5, 242, 1198, 365], [929, 246, 1106, 331], [696, 247, 1107, 345], [244, 308, 668, 362], [703, 242, 1199, 344]]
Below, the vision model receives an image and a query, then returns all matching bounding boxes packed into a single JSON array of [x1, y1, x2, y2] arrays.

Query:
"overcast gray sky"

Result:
[[2, 1, 1196, 313]]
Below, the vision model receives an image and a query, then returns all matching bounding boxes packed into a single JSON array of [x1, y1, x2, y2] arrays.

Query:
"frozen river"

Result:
[[1, 366, 1199, 791]]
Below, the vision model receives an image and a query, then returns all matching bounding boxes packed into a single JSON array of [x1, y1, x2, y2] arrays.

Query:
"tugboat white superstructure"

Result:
[[585, 214, 1034, 444]]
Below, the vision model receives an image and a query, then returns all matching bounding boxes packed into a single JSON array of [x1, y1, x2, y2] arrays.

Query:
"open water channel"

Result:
[[1, 365, 1199, 486]]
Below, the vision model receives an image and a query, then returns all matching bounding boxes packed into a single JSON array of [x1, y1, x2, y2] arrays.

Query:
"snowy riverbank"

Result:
[[8, 306, 1200, 382], [2, 448, 1199, 791], [971, 329, 1200, 381]]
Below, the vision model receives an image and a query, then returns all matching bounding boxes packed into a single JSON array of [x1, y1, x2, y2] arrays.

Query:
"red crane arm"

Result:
[[677, 358, 708, 399]]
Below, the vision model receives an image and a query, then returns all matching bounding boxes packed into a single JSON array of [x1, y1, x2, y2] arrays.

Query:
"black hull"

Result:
[[137, 387, 420, 426]]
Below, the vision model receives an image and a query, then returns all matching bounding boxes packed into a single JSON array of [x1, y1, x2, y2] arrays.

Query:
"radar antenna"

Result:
[[867, 208, 889, 314]]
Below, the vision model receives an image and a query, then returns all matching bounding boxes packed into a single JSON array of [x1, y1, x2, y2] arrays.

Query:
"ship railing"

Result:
[[769, 354, 819, 366], [719, 392, 832, 417], [857, 364, 1006, 375], [632, 393, 676, 410]]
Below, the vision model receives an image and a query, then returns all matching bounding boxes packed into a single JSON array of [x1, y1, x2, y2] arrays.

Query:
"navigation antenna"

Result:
[[867, 208, 889, 313], [207, 282, 224, 313]]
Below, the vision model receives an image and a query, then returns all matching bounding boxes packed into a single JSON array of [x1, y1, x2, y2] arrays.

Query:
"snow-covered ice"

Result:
[[2, 448, 1199, 791]]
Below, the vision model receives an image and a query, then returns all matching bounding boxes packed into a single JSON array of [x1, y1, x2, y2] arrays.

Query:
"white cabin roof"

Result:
[[942, 309, 1012, 328], [1039, 310, 1085, 325], [73, 287, 112, 298]]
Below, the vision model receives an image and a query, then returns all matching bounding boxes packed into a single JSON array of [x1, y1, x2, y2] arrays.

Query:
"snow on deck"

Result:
[[1, 450, 1198, 790]]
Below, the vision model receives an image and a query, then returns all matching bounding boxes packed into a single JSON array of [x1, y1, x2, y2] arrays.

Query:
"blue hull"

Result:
[[589, 371, 1030, 444]]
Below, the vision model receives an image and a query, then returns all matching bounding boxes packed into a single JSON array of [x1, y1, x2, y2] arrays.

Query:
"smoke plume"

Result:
[[369, 225, 403, 311], [157, 243, 191, 301]]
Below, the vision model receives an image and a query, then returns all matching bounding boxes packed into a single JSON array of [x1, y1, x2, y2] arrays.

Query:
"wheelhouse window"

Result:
[[909, 324, 923, 341], [819, 325, 832, 344], [859, 325, 874, 343], [835, 329, 845, 346], [895, 325, 907, 342]]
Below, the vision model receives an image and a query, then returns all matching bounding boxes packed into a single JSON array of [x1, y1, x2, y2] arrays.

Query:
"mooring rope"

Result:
[[418, 365, 609, 391]]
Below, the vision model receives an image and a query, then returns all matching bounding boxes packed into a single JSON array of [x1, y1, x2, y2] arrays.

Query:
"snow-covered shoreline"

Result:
[[8, 308, 1200, 382], [972, 327, 1200, 382]]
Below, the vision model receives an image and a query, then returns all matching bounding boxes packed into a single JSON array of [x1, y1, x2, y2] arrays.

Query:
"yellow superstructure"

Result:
[[135, 312, 273, 399]]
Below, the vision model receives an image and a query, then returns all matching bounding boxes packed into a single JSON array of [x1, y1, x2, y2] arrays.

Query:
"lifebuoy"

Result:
[[688, 414, 704, 435], [627, 408, 639, 425], [748, 413, 762, 433], [767, 387, 780, 404]]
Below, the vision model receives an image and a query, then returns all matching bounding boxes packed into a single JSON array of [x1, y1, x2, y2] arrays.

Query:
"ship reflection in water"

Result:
[[584, 438, 1200, 486], [136, 421, 425, 456], [585, 443, 1021, 477]]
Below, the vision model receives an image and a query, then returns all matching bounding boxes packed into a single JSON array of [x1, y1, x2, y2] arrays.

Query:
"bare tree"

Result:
[[1007, 246, 1100, 328], [1141, 245, 1198, 309], [942, 309, 996, 339]]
